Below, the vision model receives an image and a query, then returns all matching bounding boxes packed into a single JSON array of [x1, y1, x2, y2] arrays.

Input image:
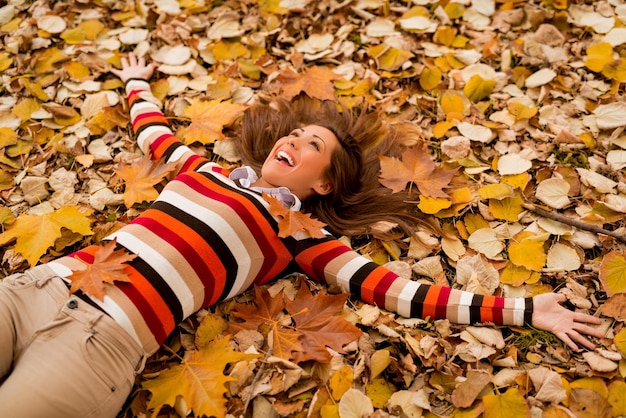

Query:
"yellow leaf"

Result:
[[441, 91, 466, 115], [602, 57, 626, 82], [0, 52, 13, 72], [418, 195, 452, 214], [464, 213, 489, 234], [500, 262, 535, 286], [0, 127, 17, 148], [608, 380, 626, 417], [508, 232, 547, 271], [488, 192, 524, 222], [64, 61, 91, 80], [508, 101, 537, 120], [433, 26, 456, 46], [183, 99, 246, 145], [570, 377, 608, 399], [0, 206, 15, 225], [195, 313, 229, 349], [60, 27, 86, 44], [420, 67, 442, 90], [365, 377, 396, 408], [482, 388, 529, 418], [478, 183, 514, 200], [464, 74, 495, 103], [444, 2, 465, 19], [369, 45, 413, 72], [115, 154, 177, 207], [329, 365, 353, 401], [143, 336, 259, 418], [80, 20, 104, 40], [259, 0, 288, 14], [23, 79, 50, 101], [432, 120, 454, 138], [616, 328, 626, 356], [44, 104, 81, 126], [12, 98, 41, 121], [33, 47, 66, 73], [370, 349, 392, 379], [501, 173, 530, 190], [585, 42, 614, 73], [0, 206, 93, 266], [599, 251, 626, 296], [211, 40, 248, 61]]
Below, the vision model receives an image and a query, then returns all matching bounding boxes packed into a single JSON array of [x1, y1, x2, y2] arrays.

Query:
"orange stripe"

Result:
[[125, 266, 174, 335], [421, 286, 441, 319], [480, 295, 496, 323], [359, 268, 388, 304], [133, 114, 167, 130]]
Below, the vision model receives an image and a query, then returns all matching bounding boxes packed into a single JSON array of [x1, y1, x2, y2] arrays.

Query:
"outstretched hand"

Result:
[[110, 52, 157, 83], [531, 292, 604, 352]]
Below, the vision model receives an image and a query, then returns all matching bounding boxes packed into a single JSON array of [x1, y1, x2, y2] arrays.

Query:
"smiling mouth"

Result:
[[276, 150, 295, 166]]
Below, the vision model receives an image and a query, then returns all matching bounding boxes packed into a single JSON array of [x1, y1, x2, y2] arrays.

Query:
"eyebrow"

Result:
[[299, 128, 326, 148]]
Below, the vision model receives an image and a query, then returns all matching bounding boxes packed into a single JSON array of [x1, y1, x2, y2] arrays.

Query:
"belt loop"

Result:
[[30, 265, 60, 288], [135, 353, 148, 375]]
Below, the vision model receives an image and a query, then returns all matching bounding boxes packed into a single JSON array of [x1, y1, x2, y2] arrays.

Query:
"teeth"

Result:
[[277, 150, 294, 166]]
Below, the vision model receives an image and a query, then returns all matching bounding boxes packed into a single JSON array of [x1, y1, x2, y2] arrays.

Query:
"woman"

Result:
[[0, 54, 604, 417]]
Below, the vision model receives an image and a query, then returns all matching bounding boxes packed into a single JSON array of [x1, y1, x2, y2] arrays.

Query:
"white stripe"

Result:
[[135, 124, 171, 151], [396, 280, 420, 317], [129, 100, 157, 119], [108, 230, 196, 318], [514, 298, 525, 325], [459, 291, 474, 306], [157, 189, 255, 300], [47, 260, 74, 278], [168, 144, 192, 163], [335, 256, 370, 291]]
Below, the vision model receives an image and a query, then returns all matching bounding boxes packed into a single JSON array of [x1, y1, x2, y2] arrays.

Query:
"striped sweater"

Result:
[[49, 79, 532, 355]]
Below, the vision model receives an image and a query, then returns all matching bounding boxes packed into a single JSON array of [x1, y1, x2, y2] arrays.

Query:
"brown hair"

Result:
[[235, 95, 429, 239]]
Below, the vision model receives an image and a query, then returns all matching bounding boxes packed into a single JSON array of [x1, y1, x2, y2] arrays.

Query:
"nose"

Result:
[[287, 137, 297, 147]]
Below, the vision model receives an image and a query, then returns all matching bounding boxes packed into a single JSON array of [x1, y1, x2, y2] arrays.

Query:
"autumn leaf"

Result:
[[229, 286, 303, 359], [508, 231, 547, 271], [67, 239, 136, 300], [0, 206, 93, 266], [183, 98, 246, 145], [482, 388, 529, 418], [142, 336, 259, 418], [277, 66, 340, 101], [378, 144, 457, 198], [263, 193, 327, 238], [599, 251, 626, 296], [114, 154, 177, 207], [286, 283, 363, 363]]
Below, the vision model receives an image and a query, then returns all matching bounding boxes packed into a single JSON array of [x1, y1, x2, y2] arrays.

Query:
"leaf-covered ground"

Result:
[[1, 0, 626, 417]]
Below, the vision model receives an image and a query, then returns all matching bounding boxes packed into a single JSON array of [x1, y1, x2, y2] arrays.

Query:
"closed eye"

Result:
[[309, 140, 320, 151]]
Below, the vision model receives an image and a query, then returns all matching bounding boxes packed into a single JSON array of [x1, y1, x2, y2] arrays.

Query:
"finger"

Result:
[[574, 312, 602, 325], [554, 293, 568, 303], [574, 323, 606, 339], [137, 55, 145, 66], [128, 52, 137, 66], [569, 331, 596, 351], [558, 332, 580, 352], [120, 57, 129, 68]]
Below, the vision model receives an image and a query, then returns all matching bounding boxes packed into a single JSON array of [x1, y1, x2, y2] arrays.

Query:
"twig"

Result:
[[523, 203, 626, 244], [243, 346, 273, 414]]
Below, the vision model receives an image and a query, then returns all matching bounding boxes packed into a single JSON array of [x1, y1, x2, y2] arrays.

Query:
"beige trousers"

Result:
[[0, 265, 147, 418]]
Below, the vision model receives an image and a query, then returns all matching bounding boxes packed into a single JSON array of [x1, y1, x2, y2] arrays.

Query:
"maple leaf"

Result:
[[229, 286, 303, 359], [286, 283, 363, 363], [142, 336, 259, 418], [114, 154, 177, 207], [0, 206, 93, 266], [378, 144, 457, 198], [67, 239, 136, 300], [263, 193, 327, 238], [183, 98, 246, 145], [277, 66, 340, 101]]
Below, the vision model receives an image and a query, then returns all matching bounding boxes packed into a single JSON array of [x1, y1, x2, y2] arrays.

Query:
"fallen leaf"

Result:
[[599, 251, 626, 296], [264, 193, 327, 238], [67, 239, 136, 300], [482, 388, 529, 418], [114, 154, 177, 207], [183, 99, 246, 145], [277, 66, 340, 101]]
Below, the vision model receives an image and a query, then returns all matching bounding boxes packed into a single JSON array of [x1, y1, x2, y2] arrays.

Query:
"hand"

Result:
[[110, 52, 157, 83], [531, 292, 605, 352]]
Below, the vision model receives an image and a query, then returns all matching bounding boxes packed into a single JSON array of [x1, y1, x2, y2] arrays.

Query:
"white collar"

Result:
[[229, 166, 302, 210]]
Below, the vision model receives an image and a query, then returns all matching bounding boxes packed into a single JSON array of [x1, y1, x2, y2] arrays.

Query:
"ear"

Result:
[[313, 179, 333, 195]]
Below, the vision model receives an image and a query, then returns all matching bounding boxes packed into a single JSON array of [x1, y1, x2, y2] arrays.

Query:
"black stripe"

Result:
[[411, 284, 430, 319], [348, 263, 378, 301], [470, 294, 484, 323], [524, 297, 533, 324], [150, 201, 239, 302]]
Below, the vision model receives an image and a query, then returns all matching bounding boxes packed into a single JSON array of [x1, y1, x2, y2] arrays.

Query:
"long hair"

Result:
[[235, 94, 429, 239]]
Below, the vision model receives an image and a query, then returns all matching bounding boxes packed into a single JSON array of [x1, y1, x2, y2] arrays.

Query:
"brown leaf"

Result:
[[114, 154, 177, 207], [264, 193, 327, 238], [378, 143, 457, 197], [601, 293, 626, 320], [277, 66, 339, 101], [451, 370, 492, 408], [68, 239, 136, 300]]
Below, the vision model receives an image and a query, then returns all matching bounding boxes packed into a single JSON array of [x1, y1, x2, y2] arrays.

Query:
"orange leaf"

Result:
[[599, 251, 626, 296], [114, 154, 177, 207], [183, 99, 246, 145], [277, 66, 339, 101], [67, 239, 136, 300], [378, 144, 457, 197], [264, 193, 327, 238], [286, 283, 363, 363], [229, 286, 304, 360]]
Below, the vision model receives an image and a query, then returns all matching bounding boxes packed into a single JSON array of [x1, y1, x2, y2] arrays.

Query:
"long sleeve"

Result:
[[124, 78, 229, 177], [294, 237, 533, 326]]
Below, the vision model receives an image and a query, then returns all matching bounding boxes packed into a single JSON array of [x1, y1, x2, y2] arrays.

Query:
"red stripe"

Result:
[[295, 240, 350, 282], [373, 270, 397, 307], [435, 286, 451, 319]]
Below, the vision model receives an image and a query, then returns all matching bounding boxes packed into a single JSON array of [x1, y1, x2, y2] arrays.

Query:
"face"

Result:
[[257, 125, 339, 199]]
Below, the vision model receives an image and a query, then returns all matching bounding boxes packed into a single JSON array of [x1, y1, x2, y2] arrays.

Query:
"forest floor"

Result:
[[1, 0, 626, 417]]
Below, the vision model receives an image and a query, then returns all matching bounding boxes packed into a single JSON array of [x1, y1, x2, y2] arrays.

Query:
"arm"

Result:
[[295, 237, 603, 351], [111, 53, 217, 176]]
